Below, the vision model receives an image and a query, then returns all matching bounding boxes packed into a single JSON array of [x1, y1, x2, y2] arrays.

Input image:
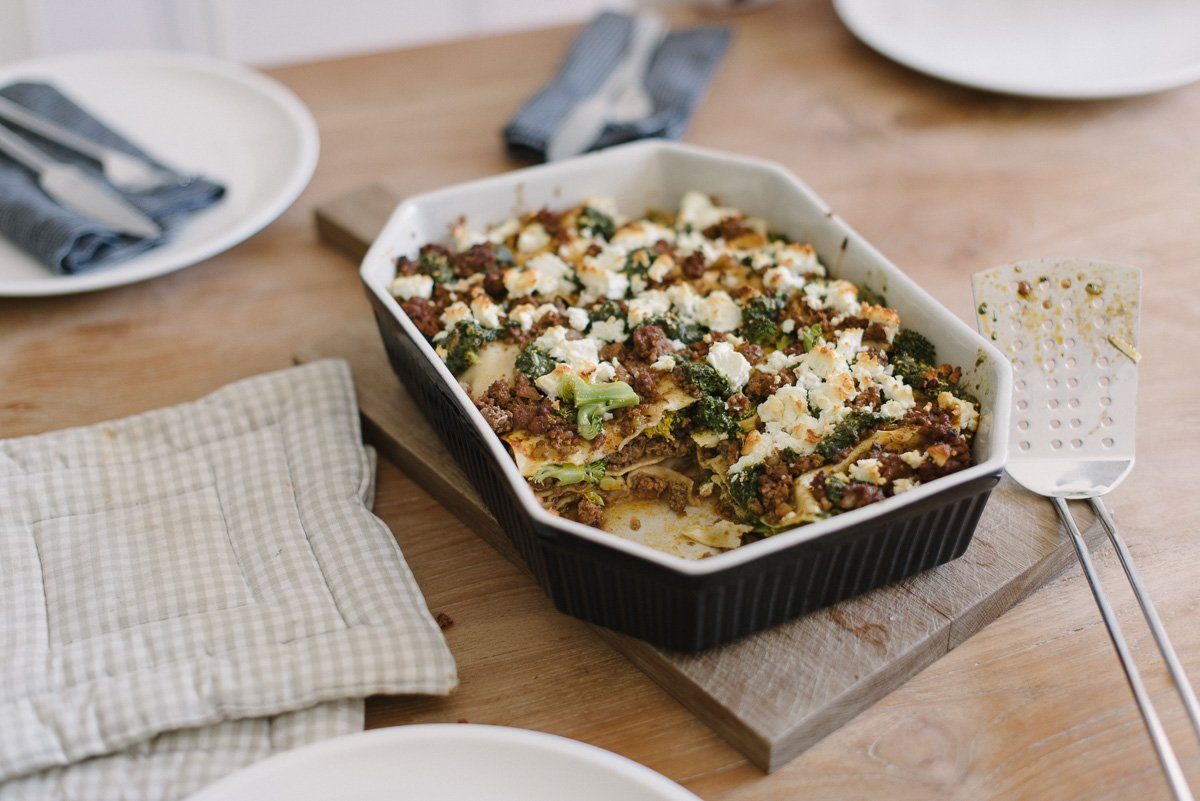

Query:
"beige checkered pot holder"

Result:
[[0, 360, 457, 798]]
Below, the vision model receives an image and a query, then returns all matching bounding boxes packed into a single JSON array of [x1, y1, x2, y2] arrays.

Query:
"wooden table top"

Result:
[[2, 2, 1198, 798]]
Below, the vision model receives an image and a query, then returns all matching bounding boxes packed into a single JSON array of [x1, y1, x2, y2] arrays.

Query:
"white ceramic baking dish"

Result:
[[361, 140, 1010, 650]]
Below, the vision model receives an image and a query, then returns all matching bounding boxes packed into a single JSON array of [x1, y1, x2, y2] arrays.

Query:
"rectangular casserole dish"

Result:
[[360, 140, 1011, 651]]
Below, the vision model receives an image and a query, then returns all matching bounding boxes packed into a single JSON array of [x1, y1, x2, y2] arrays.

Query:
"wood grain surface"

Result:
[[2, 1, 1198, 798], [303, 187, 1105, 772]]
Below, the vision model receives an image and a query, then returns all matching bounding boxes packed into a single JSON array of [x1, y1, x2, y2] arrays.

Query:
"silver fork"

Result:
[[974, 258, 1199, 801], [0, 95, 190, 193]]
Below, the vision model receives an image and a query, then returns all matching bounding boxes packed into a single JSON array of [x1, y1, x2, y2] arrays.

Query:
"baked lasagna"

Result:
[[390, 193, 979, 558]]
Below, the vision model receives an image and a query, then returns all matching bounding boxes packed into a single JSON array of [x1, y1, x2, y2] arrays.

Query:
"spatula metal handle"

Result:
[[1089, 497, 1200, 738], [1053, 497, 1194, 801]]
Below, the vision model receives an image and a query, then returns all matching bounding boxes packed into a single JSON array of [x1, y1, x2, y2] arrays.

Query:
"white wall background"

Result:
[[0, 0, 638, 67]]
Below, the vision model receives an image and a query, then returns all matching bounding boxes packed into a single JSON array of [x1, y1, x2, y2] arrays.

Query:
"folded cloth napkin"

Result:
[[503, 12, 731, 162], [0, 81, 225, 275], [0, 360, 456, 800]]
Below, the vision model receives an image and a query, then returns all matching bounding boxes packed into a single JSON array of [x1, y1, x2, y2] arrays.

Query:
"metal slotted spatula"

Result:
[[973, 258, 1199, 801]]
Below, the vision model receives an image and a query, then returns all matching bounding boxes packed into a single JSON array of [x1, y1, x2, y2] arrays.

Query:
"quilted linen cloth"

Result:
[[0, 360, 457, 799]]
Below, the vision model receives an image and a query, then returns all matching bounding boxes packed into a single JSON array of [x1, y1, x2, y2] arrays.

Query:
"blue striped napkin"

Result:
[[504, 12, 731, 162], [0, 82, 225, 275]]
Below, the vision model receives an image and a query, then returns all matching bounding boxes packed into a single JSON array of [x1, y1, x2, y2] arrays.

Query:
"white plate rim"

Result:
[[184, 724, 702, 801], [833, 0, 1200, 99], [0, 49, 319, 297]]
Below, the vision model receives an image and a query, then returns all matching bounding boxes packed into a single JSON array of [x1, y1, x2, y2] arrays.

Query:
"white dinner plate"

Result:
[[833, 0, 1200, 99], [185, 724, 702, 801], [0, 50, 318, 296]]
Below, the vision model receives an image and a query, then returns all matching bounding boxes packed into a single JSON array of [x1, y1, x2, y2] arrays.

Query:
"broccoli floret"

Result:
[[588, 299, 625, 323], [800, 323, 823, 352], [515, 344, 557, 381], [442, 321, 500, 374], [418, 244, 456, 284], [643, 410, 679, 440], [891, 329, 937, 366], [680, 361, 731, 399], [645, 313, 705, 344], [740, 295, 786, 347], [691, 395, 739, 437], [532, 460, 606, 486], [576, 207, 616, 240], [728, 466, 763, 513], [815, 410, 884, 461], [559, 375, 640, 440]]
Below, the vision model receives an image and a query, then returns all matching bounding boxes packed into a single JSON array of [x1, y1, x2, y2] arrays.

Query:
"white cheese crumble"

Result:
[[627, 290, 671, 325], [470, 295, 504, 329], [938, 391, 979, 433], [440, 301, 472, 328], [611, 221, 674, 250], [577, 258, 629, 300], [390, 274, 433, 300], [526, 253, 574, 297], [535, 326, 600, 373], [698, 291, 743, 332], [879, 374, 916, 419], [566, 307, 590, 331], [647, 254, 674, 283], [678, 190, 735, 231], [590, 316, 627, 343], [899, 450, 925, 469], [707, 341, 751, 391], [892, 478, 920, 494], [650, 354, 676, 371], [486, 217, 520, 244], [849, 458, 886, 485], [517, 222, 550, 253], [451, 222, 485, 252]]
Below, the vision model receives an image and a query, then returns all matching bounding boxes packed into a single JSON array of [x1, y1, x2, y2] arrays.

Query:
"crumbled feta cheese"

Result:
[[835, 328, 864, 359], [611, 221, 674, 250], [470, 295, 504, 329], [849, 458, 886, 485], [577, 258, 630, 300], [899, 450, 925, 469], [486, 217, 520, 244], [666, 283, 703, 321], [802, 282, 826, 311], [503, 267, 539, 297], [758, 385, 811, 434], [938, 391, 979, 432], [698, 291, 743, 332], [825, 280, 861, 316], [763, 266, 807, 295], [674, 229, 720, 262], [440, 301, 472, 328], [535, 326, 600, 373], [451, 222, 485, 252], [879, 374, 916, 419], [535, 363, 573, 398], [775, 242, 820, 275], [761, 349, 800, 374], [862, 304, 901, 343], [566, 307, 589, 331], [729, 385, 823, 473], [592, 361, 616, 383], [627, 290, 671, 325], [852, 350, 887, 384], [647, 254, 675, 283], [650, 354, 676, 371], [526, 253, 574, 297], [390, 274, 433, 300], [590, 316, 626, 343], [707, 341, 751, 391], [678, 190, 734, 231], [517, 222, 551, 253], [892, 478, 920, 494], [588, 244, 627, 273]]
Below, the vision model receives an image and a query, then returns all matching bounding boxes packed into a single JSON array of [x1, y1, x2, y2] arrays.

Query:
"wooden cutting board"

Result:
[[300, 185, 1103, 772]]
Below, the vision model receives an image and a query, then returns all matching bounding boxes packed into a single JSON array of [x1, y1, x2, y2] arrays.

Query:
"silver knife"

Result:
[[546, 13, 668, 162], [0, 120, 161, 238]]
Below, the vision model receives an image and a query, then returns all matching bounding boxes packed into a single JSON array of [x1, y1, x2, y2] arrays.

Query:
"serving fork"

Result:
[[974, 258, 1199, 801]]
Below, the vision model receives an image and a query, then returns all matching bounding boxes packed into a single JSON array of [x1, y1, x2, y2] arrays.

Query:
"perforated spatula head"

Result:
[[972, 258, 1141, 499]]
